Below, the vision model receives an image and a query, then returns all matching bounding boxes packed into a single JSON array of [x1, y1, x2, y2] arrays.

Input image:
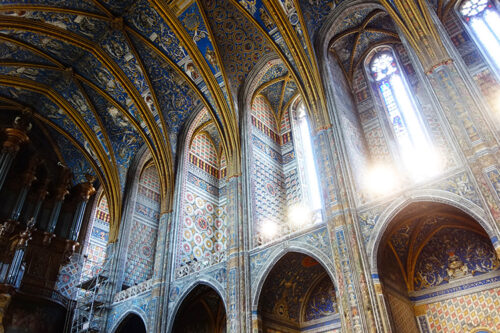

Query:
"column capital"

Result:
[[1, 109, 32, 155], [54, 163, 72, 201], [74, 174, 96, 202], [20, 155, 42, 187], [34, 178, 50, 202]]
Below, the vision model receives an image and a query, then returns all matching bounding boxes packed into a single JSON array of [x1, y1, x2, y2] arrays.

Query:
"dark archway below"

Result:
[[115, 314, 146, 333], [258, 252, 340, 332], [172, 285, 226, 333]]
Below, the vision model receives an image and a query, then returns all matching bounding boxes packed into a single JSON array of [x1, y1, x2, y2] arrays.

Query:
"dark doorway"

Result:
[[172, 284, 226, 333], [115, 314, 146, 333]]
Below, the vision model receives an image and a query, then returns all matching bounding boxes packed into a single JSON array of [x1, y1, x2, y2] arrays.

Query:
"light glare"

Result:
[[365, 164, 397, 196], [289, 204, 311, 227], [261, 220, 277, 239]]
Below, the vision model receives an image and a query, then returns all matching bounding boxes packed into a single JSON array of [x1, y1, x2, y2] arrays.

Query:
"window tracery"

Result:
[[292, 102, 322, 222], [366, 48, 437, 180], [459, 0, 500, 72]]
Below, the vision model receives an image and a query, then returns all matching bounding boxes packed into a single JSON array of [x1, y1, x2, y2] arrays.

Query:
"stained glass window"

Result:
[[296, 104, 322, 213], [369, 50, 436, 179], [460, 0, 500, 71]]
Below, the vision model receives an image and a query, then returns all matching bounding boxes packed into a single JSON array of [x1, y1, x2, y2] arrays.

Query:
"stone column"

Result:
[[0, 110, 31, 193], [65, 174, 96, 260], [43, 164, 72, 245], [151, 211, 172, 333], [225, 174, 250, 332], [313, 126, 378, 333]]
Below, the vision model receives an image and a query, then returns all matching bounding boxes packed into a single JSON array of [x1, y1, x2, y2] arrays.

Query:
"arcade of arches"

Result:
[[0, 0, 499, 332]]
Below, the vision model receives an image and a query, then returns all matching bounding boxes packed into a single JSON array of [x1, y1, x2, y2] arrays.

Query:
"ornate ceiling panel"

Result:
[[329, 7, 398, 81], [261, 80, 284, 114], [1, 0, 106, 15], [259, 252, 330, 324], [201, 0, 274, 88], [299, 0, 336, 40], [81, 83, 143, 188]]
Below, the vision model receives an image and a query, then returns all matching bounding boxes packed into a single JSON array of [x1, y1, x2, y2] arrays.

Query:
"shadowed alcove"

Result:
[[257, 252, 340, 332], [172, 284, 226, 333], [114, 313, 146, 333]]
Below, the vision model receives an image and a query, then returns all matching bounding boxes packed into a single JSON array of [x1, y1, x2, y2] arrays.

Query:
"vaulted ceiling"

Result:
[[0, 0, 341, 240], [0, 0, 437, 240]]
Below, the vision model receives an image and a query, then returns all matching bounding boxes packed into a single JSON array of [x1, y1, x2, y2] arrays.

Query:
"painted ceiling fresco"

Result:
[[379, 202, 500, 292], [0, 0, 370, 239], [259, 252, 337, 325], [329, 5, 399, 82]]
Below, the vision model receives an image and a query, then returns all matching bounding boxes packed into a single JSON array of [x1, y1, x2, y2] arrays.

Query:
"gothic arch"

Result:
[[167, 280, 227, 333], [253, 251, 342, 332], [367, 190, 500, 274], [110, 310, 148, 333], [251, 247, 339, 311], [171, 105, 228, 279]]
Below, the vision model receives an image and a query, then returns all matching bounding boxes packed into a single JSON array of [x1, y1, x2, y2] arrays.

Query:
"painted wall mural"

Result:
[[124, 165, 161, 287], [175, 109, 227, 278], [82, 195, 110, 280], [259, 253, 340, 332], [414, 228, 500, 291]]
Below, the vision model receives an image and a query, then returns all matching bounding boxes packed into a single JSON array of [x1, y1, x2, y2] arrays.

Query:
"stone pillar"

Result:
[[381, 0, 500, 229], [43, 164, 72, 245], [65, 174, 96, 259], [313, 126, 377, 333], [225, 174, 250, 332], [0, 110, 31, 193], [151, 211, 172, 333], [423, 58, 500, 230]]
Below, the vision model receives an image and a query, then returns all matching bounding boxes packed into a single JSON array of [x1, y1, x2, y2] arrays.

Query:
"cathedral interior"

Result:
[[0, 0, 499, 332]]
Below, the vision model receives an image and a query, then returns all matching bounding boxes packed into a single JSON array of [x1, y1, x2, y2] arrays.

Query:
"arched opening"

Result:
[[257, 252, 340, 332], [122, 161, 161, 288], [246, 60, 321, 248], [376, 202, 500, 332], [174, 108, 228, 279], [115, 313, 146, 333], [172, 284, 226, 333]]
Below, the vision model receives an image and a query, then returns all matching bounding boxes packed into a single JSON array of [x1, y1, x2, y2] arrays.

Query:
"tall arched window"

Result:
[[459, 0, 500, 72], [292, 102, 322, 221], [367, 48, 438, 180]]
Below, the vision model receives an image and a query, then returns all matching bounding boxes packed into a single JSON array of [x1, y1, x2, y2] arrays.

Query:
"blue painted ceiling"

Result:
[[0, 0, 395, 213]]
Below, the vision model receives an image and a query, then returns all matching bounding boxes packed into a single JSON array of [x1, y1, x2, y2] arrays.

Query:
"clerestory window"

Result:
[[367, 48, 438, 180], [459, 0, 500, 73]]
